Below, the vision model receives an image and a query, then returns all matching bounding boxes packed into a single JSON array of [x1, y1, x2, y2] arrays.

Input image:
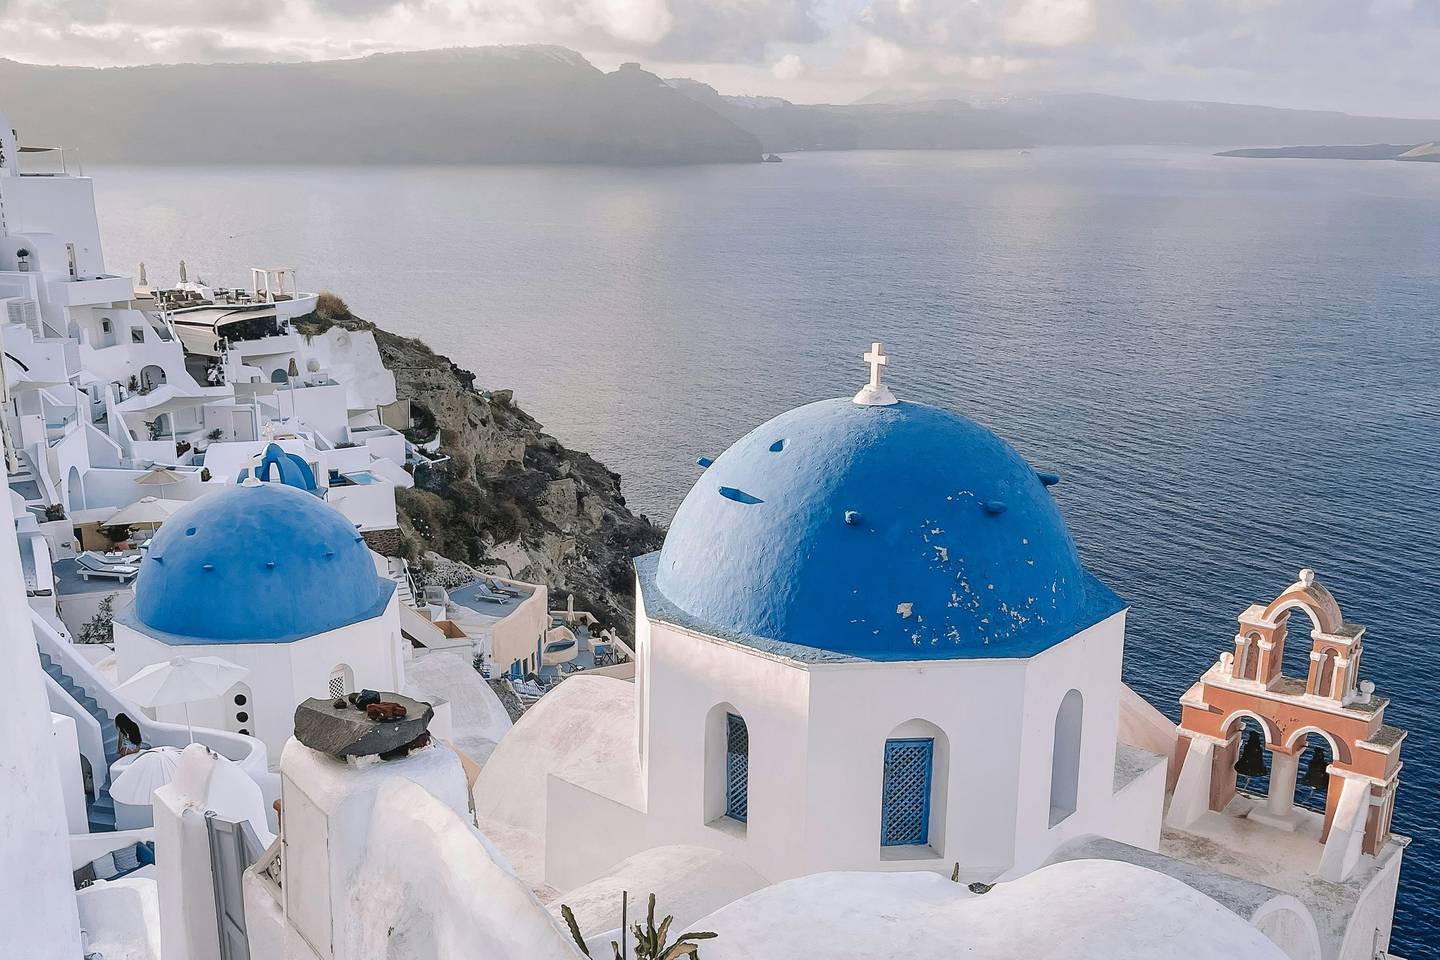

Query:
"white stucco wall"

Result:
[[271, 739, 582, 960], [115, 597, 404, 765], [691, 860, 1290, 960], [0, 488, 84, 958], [519, 601, 1159, 894], [153, 744, 272, 960], [51, 711, 90, 834]]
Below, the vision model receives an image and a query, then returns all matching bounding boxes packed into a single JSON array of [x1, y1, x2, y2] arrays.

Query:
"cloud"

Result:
[[0, 0, 1434, 115], [771, 51, 804, 78], [1001, 0, 1096, 48]]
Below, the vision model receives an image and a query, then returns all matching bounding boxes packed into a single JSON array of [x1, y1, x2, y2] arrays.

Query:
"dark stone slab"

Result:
[[294, 692, 433, 759]]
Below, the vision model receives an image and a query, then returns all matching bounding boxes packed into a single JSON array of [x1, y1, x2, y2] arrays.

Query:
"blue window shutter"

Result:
[[725, 713, 749, 822], [881, 738, 934, 846]]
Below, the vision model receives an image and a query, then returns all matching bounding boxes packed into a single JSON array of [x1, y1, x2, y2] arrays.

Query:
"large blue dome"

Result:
[[651, 398, 1122, 661], [132, 482, 394, 644]]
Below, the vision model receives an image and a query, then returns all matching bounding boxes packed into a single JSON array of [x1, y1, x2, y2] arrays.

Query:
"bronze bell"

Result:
[[1234, 729, 1269, 778], [1300, 745, 1330, 790]]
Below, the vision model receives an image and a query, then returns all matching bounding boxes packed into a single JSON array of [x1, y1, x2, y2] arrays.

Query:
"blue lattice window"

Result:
[[881, 738, 934, 846], [725, 713, 749, 822]]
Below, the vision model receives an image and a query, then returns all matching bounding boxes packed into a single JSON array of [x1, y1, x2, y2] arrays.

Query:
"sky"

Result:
[[1, 0, 1436, 116]]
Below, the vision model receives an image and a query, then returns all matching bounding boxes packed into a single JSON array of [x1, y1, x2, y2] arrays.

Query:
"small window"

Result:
[[130, 328, 145, 343], [328, 664, 354, 700], [1049, 690, 1084, 826], [881, 738, 934, 846], [101, 318, 112, 333], [725, 713, 749, 822], [233, 694, 247, 707]]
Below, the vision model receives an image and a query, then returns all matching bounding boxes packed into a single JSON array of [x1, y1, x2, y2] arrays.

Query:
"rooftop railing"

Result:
[[14, 145, 79, 177]]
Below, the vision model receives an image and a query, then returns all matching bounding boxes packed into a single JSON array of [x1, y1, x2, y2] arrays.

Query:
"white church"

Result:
[[1, 102, 1413, 960], [478, 345, 1158, 890]]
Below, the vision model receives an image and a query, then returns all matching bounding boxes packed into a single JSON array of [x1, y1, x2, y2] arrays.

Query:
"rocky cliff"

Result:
[[0, 48, 761, 165], [298, 301, 664, 636]]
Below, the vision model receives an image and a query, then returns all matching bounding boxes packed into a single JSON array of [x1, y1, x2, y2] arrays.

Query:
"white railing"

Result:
[[43, 672, 107, 801], [30, 610, 269, 775]]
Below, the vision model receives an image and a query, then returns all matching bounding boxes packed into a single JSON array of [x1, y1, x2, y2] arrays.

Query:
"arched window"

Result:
[[724, 714, 749, 822], [328, 664, 354, 700], [704, 703, 749, 828], [881, 738, 934, 846], [1049, 689, 1083, 826], [270, 368, 289, 384], [1241, 633, 1261, 680], [139, 364, 165, 391], [1315, 648, 1338, 698], [66, 466, 85, 512]]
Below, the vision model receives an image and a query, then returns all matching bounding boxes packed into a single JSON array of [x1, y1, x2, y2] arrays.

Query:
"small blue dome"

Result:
[[133, 482, 393, 644], [236, 442, 317, 491], [653, 398, 1121, 661]]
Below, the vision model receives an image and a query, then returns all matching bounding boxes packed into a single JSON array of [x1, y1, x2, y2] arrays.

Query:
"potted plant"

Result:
[[207, 428, 224, 443], [15, 247, 30, 272]]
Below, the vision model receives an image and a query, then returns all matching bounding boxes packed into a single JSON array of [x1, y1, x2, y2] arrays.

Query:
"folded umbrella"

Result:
[[109, 746, 182, 805]]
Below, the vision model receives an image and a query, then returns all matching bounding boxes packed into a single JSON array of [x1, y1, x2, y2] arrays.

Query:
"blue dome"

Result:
[[652, 398, 1122, 661], [236, 442, 317, 491], [132, 482, 393, 644]]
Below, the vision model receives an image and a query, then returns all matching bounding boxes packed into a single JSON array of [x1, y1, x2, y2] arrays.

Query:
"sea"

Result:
[[93, 147, 1440, 955]]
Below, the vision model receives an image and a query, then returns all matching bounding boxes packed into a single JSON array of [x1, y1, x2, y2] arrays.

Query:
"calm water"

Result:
[[93, 149, 1440, 954]]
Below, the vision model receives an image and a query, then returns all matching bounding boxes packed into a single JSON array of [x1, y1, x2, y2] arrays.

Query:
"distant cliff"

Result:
[[667, 80, 1440, 155], [297, 299, 664, 635], [0, 49, 761, 165], [1216, 143, 1439, 161], [5, 46, 1438, 165]]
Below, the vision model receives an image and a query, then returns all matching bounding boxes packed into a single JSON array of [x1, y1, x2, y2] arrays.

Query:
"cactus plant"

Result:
[[559, 893, 717, 960]]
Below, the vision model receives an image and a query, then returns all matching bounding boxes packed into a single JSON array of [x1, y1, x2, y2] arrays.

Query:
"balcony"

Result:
[[51, 275, 134, 308]]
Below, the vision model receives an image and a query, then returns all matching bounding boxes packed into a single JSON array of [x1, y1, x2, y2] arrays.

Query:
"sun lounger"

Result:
[[485, 577, 521, 598], [469, 583, 511, 604], [75, 553, 139, 581]]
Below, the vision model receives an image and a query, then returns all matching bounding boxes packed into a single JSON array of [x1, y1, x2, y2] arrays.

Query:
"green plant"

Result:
[[15, 247, 30, 258], [43, 503, 66, 522], [207, 428, 224, 442], [561, 894, 715, 960], [146, 420, 164, 441], [77, 596, 115, 644]]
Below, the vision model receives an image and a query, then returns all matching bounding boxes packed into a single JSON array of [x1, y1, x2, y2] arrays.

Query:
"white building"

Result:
[[472, 346, 1407, 960], [477, 348, 1162, 887], [112, 479, 404, 760]]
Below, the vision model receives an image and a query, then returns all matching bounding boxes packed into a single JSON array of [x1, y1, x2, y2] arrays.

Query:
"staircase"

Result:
[[387, 558, 417, 608], [37, 648, 118, 832]]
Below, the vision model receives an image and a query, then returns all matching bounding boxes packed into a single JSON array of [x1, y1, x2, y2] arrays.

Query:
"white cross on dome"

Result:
[[853, 341, 898, 406]]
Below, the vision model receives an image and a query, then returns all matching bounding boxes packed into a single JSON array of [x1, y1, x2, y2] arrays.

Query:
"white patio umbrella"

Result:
[[134, 465, 184, 486], [108, 745, 182, 805], [117, 655, 249, 743], [104, 496, 185, 530]]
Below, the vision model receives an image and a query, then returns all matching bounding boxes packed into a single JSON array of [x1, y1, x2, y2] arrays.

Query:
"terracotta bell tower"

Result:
[[1168, 570, 1405, 882]]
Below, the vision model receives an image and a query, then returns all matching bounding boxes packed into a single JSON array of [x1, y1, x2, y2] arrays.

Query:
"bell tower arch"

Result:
[[1169, 569, 1404, 883]]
